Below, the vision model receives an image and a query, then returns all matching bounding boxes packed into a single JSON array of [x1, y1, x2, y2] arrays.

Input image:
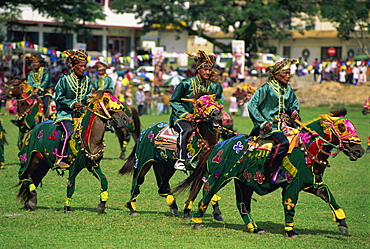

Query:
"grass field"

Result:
[[0, 104, 369, 248]]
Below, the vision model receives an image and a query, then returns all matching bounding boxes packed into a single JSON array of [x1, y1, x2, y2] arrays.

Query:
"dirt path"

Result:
[[223, 75, 370, 107]]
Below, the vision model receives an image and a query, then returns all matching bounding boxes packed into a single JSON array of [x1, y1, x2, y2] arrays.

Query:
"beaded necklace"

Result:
[[32, 67, 44, 87], [65, 72, 90, 103], [191, 75, 210, 94]]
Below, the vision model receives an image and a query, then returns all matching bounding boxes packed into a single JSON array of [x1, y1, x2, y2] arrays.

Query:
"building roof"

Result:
[[16, 5, 142, 29]]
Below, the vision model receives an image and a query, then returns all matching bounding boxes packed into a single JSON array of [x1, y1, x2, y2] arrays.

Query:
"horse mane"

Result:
[[330, 108, 347, 117], [191, 92, 210, 99], [90, 90, 113, 102]]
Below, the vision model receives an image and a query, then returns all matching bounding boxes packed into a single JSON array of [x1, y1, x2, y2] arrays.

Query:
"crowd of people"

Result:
[[308, 58, 370, 85]]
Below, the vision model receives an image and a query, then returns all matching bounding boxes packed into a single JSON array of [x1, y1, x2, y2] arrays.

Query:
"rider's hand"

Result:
[[185, 114, 194, 121], [32, 89, 39, 95], [263, 122, 272, 132], [74, 102, 83, 109], [291, 112, 301, 121]]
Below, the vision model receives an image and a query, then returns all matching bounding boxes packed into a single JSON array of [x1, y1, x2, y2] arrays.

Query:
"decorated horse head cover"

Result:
[[182, 95, 222, 121], [88, 92, 124, 112], [319, 114, 361, 144]]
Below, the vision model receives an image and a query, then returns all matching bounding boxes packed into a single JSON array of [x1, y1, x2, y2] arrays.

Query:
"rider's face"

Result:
[[273, 69, 291, 84], [32, 61, 41, 70], [197, 66, 212, 81], [73, 61, 87, 78]]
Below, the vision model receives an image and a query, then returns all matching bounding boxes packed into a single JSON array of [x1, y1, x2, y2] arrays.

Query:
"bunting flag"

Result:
[[0, 41, 241, 64]]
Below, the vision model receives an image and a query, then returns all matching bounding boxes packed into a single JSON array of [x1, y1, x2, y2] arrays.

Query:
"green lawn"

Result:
[[0, 104, 369, 248]]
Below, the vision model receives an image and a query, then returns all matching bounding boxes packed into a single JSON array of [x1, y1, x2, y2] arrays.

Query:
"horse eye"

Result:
[[338, 123, 346, 133]]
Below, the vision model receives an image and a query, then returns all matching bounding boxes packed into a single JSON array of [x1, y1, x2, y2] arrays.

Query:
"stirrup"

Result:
[[53, 158, 70, 170], [271, 169, 287, 184], [174, 160, 186, 171]]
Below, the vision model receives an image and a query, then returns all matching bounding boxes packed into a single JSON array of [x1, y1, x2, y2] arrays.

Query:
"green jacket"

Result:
[[54, 72, 92, 122], [169, 74, 218, 125], [92, 74, 114, 92], [27, 67, 53, 95], [248, 78, 300, 134]]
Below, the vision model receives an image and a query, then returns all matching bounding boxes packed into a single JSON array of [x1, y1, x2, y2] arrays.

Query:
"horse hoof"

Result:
[[130, 211, 139, 216], [183, 214, 191, 220], [253, 228, 266, 235], [97, 202, 106, 214], [338, 225, 349, 235], [286, 230, 299, 238], [64, 206, 73, 214], [213, 214, 224, 221], [193, 223, 203, 230], [170, 208, 179, 216]]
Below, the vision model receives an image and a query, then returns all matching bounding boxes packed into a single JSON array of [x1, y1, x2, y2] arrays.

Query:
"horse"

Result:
[[361, 97, 370, 115], [15, 90, 129, 214], [113, 102, 141, 160], [118, 93, 225, 219], [5, 78, 56, 149], [174, 109, 364, 237]]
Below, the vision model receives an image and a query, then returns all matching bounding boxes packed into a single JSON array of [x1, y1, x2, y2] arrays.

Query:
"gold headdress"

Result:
[[186, 50, 216, 70]]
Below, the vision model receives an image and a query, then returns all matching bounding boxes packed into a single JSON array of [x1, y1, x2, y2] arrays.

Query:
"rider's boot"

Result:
[[53, 157, 70, 170], [270, 166, 287, 184], [174, 159, 186, 171]]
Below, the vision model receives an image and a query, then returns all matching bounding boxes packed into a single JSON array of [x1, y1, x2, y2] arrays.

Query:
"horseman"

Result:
[[248, 58, 301, 184], [170, 50, 219, 171], [26, 53, 53, 119], [209, 69, 223, 104], [53, 50, 92, 169], [92, 61, 115, 93]]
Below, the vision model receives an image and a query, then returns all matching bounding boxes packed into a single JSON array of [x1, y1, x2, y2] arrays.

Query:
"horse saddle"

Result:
[[248, 128, 300, 155], [154, 124, 179, 151]]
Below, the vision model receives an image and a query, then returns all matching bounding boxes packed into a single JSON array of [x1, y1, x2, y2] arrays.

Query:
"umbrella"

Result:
[[166, 75, 185, 87], [354, 54, 369, 60]]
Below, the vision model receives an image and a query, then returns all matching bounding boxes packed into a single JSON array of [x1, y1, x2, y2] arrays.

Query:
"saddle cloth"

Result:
[[249, 128, 300, 154], [154, 124, 178, 150]]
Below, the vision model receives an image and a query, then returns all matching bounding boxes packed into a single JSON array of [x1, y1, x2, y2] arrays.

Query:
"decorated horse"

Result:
[[15, 90, 129, 213], [118, 93, 225, 219], [361, 97, 370, 153], [174, 109, 364, 237], [5, 78, 56, 149], [113, 102, 141, 159]]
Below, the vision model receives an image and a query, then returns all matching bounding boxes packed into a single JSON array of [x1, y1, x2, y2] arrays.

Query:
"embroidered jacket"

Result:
[[27, 67, 53, 95], [248, 78, 300, 134], [169, 74, 218, 125], [54, 72, 92, 121], [92, 74, 114, 92]]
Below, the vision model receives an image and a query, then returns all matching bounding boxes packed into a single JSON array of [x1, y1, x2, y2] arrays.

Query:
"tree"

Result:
[[0, 0, 106, 43], [318, 0, 370, 57], [110, 0, 318, 53]]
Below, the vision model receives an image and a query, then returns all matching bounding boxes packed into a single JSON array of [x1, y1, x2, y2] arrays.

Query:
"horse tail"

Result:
[[172, 148, 212, 202], [130, 106, 141, 141], [15, 181, 29, 203], [118, 143, 137, 175]]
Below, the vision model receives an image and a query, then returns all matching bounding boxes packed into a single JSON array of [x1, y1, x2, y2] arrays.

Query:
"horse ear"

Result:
[[181, 98, 196, 103]]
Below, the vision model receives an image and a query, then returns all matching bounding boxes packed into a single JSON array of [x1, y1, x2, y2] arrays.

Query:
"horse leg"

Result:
[[211, 194, 224, 221], [281, 186, 300, 238], [18, 131, 24, 150], [153, 162, 178, 216], [192, 177, 231, 229], [91, 165, 109, 214], [304, 184, 349, 235], [18, 154, 49, 211], [125, 163, 152, 215], [234, 180, 265, 235], [64, 166, 83, 213]]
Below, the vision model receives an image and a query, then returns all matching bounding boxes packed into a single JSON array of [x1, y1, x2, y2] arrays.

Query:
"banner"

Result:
[[231, 40, 245, 80]]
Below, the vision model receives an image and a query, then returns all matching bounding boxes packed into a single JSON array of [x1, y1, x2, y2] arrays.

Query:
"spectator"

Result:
[[162, 90, 171, 115], [136, 85, 145, 115]]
